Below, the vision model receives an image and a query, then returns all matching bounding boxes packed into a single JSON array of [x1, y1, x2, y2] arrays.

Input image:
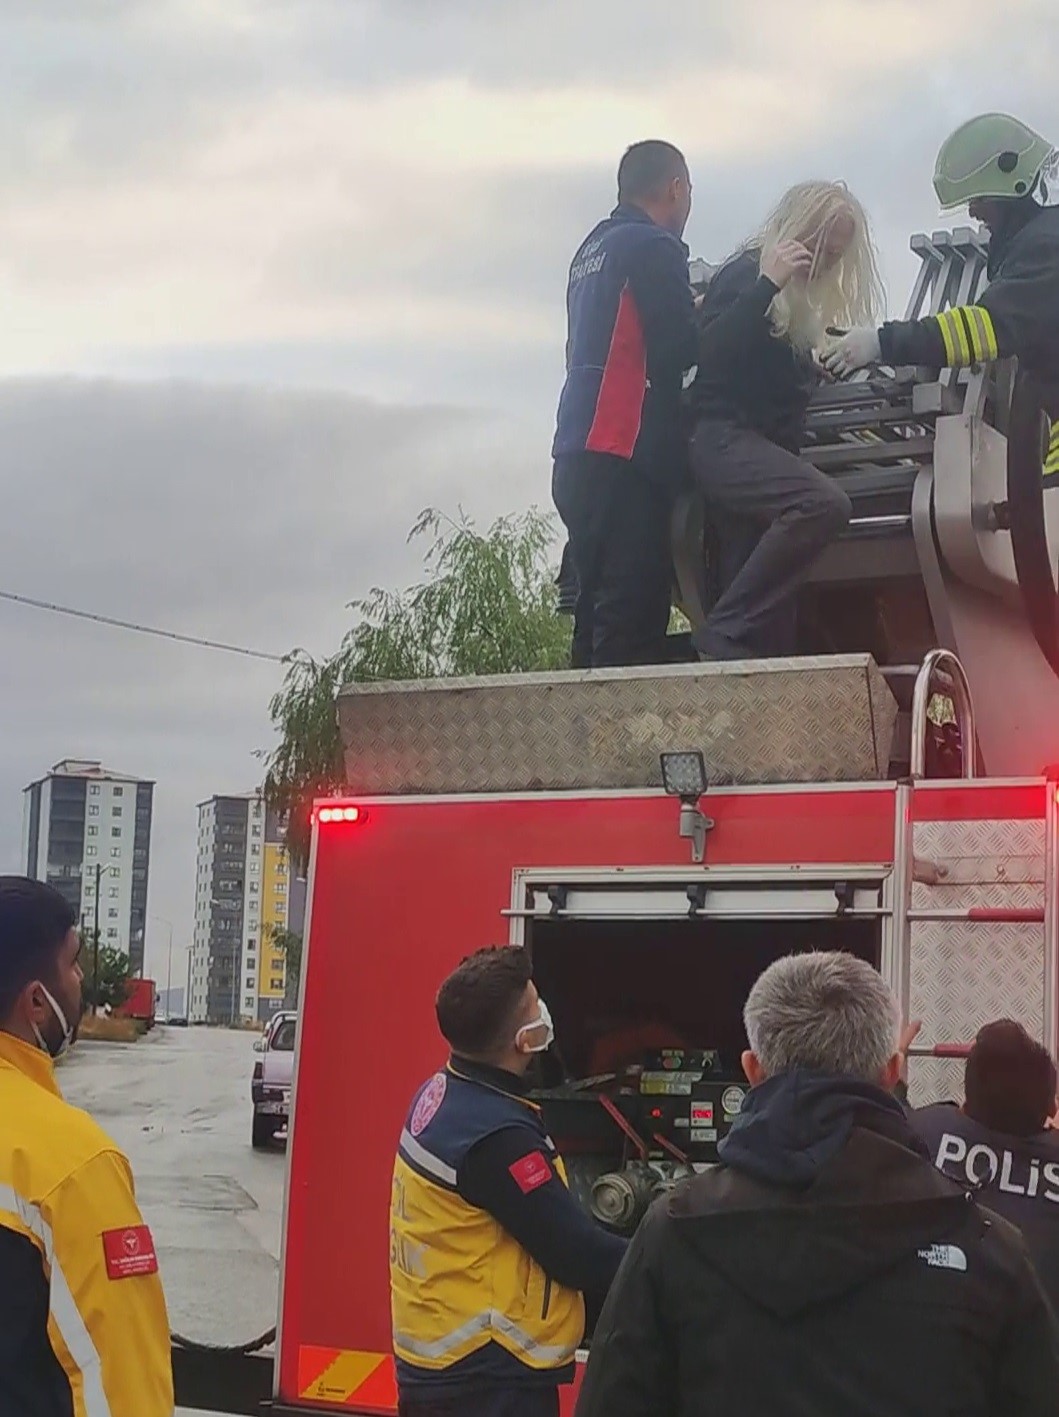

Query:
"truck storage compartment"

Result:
[[527, 914, 879, 1237]]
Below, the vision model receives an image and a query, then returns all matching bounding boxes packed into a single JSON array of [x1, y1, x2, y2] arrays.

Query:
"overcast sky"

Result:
[[1, 0, 1056, 981]]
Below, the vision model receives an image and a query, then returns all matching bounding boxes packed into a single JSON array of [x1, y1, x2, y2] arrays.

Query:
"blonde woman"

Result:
[[689, 181, 885, 660]]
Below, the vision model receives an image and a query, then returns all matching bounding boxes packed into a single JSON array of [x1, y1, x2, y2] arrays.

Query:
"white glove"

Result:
[[822, 326, 882, 378]]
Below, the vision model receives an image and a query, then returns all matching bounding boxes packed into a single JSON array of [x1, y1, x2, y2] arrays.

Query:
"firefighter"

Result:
[[575, 952, 1059, 1417], [0, 876, 174, 1417], [824, 113, 1059, 483], [390, 946, 627, 1417], [551, 140, 698, 670], [689, 181, 884, 660], [910, 1019, 1059, 1314]]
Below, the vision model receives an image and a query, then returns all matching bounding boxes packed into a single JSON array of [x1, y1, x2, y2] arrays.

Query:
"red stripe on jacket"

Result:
[[584, 281, 646, 457]]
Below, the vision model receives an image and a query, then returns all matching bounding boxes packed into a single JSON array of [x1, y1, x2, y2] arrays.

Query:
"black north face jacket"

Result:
[[576, 1071, 1059, 1417]]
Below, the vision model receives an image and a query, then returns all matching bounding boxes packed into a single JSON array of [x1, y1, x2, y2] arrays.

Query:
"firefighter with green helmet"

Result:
[[825, 113, 1059, 480]]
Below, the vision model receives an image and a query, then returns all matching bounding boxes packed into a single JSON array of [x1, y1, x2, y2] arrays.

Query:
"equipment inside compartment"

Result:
[[527, 914, 879, 1236], [531, 1047, 749, 1234]]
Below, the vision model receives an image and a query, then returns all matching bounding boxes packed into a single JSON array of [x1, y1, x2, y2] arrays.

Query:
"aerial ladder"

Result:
[[670, 227, 1059, 781]]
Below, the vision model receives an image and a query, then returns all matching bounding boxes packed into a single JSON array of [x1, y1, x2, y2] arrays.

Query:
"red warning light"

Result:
[[317, 805, 366, 826], [650, 1107, 663, 1120]]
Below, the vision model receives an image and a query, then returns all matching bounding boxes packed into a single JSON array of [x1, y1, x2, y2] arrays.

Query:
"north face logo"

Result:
[[918, 1243, 967, 1272]]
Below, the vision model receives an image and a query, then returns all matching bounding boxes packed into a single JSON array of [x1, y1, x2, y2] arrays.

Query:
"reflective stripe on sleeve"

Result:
[[0, 1182, 113, 1417]]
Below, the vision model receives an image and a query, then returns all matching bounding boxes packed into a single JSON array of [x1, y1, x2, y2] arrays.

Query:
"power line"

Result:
[[0, 588, 286, 663]]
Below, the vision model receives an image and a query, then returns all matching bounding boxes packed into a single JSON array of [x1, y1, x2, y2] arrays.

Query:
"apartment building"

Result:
[[189, 794, 305, 1024], [21, 759, 154, 974]]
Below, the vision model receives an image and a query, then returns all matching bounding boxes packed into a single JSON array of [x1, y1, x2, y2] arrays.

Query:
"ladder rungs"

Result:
[[908, 1043, 972, 1058], [907, 907, 1045, 924]]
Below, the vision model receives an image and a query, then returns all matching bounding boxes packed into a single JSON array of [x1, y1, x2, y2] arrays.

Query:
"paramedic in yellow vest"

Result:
[[0, 876, 174, 1417], [390, 946, 628, 1417]]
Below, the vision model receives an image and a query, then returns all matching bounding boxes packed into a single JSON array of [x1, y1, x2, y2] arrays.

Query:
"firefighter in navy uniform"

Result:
[[910, 1019, 1059, 1313], [825, 113, 1059, 483], [390, 946, 627, 1417], [551, 140, 698, 670], [0, 877, 174, 1417]]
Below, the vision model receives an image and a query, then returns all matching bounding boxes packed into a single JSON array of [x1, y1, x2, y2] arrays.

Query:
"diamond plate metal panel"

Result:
[[908, 817, 1046, 1106], [337, 656, 898, 795]]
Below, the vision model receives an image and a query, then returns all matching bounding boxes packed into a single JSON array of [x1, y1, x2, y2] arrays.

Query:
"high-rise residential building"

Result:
[[189, 794, 305, 1025], [21, 759, 154, 975]]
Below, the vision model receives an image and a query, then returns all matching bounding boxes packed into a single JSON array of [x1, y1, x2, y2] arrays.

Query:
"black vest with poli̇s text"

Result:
[[912, 1102, 1059, 1309]]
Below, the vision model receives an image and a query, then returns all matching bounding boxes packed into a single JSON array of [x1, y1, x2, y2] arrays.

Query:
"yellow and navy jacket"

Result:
[[0, 1031, 174, 1417], [878, 203, 1059, 479], [390, 1058, 627, 1398]]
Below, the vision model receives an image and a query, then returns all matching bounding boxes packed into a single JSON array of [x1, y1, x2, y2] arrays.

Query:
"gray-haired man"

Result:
[[576, 951, 1059, 1417]]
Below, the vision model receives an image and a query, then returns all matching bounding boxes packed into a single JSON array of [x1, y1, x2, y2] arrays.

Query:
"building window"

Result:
[[87, 825, 98, 837], [89, 805, 99, 817], [270, 977, 284, 990], [111, 828, 122, 838], [110, 848, 121, 859], [107, 928, 118, 939], [248, 940, 256, 952], [245, 976, 254, 989], [89, 785, 100, 796], [245, 997, 255, 1011], [87, 846, 97, 857], [112, 807, 122, 817], [108, 908, 118, 919], [250, 863, 259, 874], [109, 887, 119, 898], [113, 786, 123, 797], [252, 825, 261, 837]]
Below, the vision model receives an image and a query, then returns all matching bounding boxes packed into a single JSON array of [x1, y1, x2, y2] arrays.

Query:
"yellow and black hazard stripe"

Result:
[[931, 305, 999, 366], [1045, 422, 1059, 483]]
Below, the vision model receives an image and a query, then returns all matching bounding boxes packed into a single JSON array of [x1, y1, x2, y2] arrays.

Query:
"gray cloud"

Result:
[[0, 379, 553, 976]]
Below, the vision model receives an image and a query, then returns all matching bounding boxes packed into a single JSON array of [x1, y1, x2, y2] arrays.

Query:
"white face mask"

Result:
[[516, 998, 555, 1054], [31, 985, 75, 1061]]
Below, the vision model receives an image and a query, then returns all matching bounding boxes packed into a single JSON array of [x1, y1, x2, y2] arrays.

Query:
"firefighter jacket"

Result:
[[0, 1029, 174, 1417], [552, 203, 697, 483], [878, 203, 1059, 479], [911, 1101, 1059, 1314], [390, 1058, 625, 1399]]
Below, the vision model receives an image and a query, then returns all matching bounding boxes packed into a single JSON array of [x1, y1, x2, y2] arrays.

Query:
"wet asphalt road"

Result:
[[59, 1024, 286, 1392]]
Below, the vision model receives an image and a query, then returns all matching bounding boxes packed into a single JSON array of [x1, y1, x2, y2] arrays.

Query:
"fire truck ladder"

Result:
[[884, 648, 1059, 1100], [672, 226, 1059, 780]]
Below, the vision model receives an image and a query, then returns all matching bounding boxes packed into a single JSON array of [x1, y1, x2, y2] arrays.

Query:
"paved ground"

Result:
[[60, 1025, 286, 1354]]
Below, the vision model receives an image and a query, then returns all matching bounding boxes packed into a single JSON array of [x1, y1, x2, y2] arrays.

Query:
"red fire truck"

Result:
[[189, 228, 1059, 1415]]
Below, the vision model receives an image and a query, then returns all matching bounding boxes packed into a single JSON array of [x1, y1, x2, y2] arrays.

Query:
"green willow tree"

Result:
[[264, 508, 569, 866]]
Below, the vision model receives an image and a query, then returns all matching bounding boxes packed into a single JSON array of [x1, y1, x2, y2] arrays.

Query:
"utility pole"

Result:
[[92, 862, 102, 1014]]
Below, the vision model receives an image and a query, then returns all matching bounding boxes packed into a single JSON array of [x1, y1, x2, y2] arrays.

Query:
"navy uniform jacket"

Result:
[[552, 203, 697, 488]]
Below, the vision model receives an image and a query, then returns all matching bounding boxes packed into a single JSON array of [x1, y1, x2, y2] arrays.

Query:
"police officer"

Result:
[[911, 1019, 1059, 1311], [0, 876, 174, 1416], [825, 113, 1059, 483], [551, 140, 698, 669], [390, 946, 627, 1417]]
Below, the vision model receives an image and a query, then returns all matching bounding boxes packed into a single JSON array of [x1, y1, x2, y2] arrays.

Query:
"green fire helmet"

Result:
[[933, 113, 1055, 210]]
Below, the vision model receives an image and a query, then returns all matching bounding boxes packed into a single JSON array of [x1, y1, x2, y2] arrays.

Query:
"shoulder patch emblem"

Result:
[[102, 1225, 158, 1279], [410, 1072, 447, 1137], [509, 1151, 553, 1194]]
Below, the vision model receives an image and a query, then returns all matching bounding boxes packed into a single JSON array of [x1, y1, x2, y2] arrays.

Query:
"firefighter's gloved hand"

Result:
[[822, 326, 881, 378]]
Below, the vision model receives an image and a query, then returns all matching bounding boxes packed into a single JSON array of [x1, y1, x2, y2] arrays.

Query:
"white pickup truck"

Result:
[[251, 1011, 297, 1148]]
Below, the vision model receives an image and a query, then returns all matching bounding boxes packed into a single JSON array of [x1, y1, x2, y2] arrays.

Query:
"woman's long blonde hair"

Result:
[[746, 180, 885, 350]]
